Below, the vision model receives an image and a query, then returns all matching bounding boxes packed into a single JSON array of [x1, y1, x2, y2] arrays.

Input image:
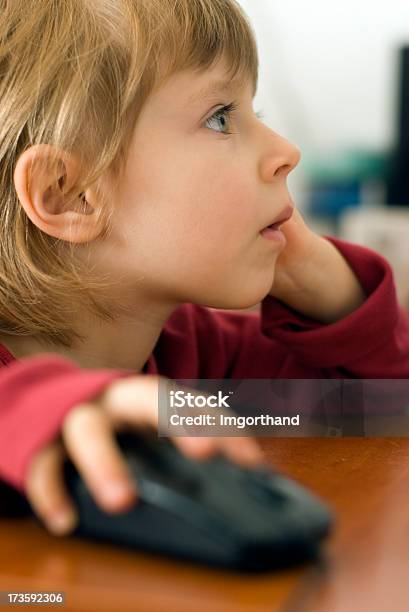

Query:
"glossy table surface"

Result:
[[2, 438, 409, 611]]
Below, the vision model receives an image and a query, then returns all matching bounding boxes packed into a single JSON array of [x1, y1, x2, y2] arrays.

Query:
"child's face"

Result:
[[103, 58, 300, 309]]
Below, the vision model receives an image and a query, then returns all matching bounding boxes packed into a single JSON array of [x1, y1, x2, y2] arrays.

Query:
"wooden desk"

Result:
[[1, 438, 409, 612]]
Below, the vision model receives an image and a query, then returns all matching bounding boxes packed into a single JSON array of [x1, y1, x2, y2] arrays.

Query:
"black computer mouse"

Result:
[[63, 432, 334, 571]]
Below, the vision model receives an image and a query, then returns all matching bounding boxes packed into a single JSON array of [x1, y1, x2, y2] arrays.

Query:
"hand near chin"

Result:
[[268, 207, 365, 323], [268, 207, 324, 302]]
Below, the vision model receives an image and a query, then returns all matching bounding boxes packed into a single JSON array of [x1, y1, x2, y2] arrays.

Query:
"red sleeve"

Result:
[[260, 236, 409, 377], [157, 237, 409, 379], [0, 354, 134, 493]]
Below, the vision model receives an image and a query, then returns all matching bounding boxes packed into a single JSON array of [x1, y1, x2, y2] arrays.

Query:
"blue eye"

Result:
[[205, 104, 265, 135], [205, 102, 238, 135]]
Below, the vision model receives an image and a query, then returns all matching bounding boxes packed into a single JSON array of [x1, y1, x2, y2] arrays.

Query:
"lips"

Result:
[[262, 204, 294, 231]]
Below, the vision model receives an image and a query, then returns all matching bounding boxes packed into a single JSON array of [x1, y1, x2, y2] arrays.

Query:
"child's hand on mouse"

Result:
[[269, 207, 365, 323], [25, 375, 264, 537]]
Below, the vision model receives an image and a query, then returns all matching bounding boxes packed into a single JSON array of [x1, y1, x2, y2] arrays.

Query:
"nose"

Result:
[[258, 130, 301, 183]]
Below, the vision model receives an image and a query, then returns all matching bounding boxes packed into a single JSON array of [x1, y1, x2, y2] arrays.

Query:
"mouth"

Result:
[[261, 204, 294, 232]]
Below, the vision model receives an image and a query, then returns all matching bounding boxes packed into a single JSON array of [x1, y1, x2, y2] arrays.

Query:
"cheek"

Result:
[[175, 178, 258, 254], [114, 155, 277, 303], [110, 184, 279, 307]]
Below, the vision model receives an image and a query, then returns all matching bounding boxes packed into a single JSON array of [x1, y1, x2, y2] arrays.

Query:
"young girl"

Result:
[[1, 0, 408, 537]]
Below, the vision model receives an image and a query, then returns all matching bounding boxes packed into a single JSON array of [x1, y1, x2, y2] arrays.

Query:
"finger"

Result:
[[99, 375, 159, 429], [25, 442, 78, 536], [172, 436, 220, 460], [62, 403, 138, 514], [101, 376, 211, 459], [174, 436, 265, 467]]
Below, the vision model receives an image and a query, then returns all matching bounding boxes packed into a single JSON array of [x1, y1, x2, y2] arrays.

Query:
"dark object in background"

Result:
[[387, 46, 409, 206], [59, 433, 333, 572], [0, 481, 31, 517]]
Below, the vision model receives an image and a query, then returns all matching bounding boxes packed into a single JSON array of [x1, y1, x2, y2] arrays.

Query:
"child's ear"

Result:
[[13, 144, 105, 243]]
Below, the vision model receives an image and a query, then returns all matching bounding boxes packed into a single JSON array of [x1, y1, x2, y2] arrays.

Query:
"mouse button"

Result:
[[118, 435, 174, 472], [200, 458, 285, 509], [136, 477, 238, 543], [153, 443, 215, 486], [126, 452, 204, 497], [123, 437, 215, 488], [185, 461, 268, 532], [160, 471, 203, 496], [242, 478, 287, 507], [241, 471, 288, 507], [135, 463, 254, 535], [116, 432, 151, 453], [199, 465, 317, 538], [117, 433, 177, 462], [121, 436, 218, 497], [136, 438, 195, 474]]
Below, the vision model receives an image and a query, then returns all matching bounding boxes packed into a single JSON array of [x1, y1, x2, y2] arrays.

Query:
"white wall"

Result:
[[238, 0, 409, 152], [235, 0, 409, 208]]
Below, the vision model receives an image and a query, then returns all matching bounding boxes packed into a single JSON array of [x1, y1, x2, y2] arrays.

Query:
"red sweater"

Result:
[[1, 237, 408, 494]]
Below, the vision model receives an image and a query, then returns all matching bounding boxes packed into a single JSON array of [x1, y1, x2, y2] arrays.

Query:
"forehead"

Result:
[[186, 76, 256, 105], [151, 60, 256, 107]]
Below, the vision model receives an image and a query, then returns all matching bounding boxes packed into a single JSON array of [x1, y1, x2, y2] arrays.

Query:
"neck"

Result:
[[0, 298, 178, 372]]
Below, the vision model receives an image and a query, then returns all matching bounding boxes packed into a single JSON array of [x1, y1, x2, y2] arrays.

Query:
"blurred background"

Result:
[[237, 0, 409, 306]]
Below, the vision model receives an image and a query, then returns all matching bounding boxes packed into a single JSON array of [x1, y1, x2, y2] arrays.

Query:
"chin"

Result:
[[225, 293, 270, 310], [206, 283, 273, 311], [188, 268, 275, 310], [232, 277, 275, 309]]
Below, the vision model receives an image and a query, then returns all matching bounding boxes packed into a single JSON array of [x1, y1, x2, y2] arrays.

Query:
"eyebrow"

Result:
[[186, 77, 256, 105]]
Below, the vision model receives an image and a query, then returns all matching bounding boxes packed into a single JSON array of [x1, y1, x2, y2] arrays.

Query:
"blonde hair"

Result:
[[0, 0, 258, 349]]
